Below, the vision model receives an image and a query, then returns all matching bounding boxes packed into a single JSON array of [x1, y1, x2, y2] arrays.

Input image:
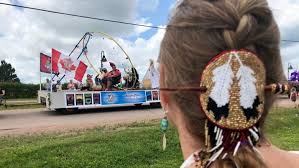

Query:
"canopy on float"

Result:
[[142, 60, 159, 89]]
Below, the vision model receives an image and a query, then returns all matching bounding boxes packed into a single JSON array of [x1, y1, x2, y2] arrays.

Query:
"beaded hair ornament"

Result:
[[160, 50, 288, 168]]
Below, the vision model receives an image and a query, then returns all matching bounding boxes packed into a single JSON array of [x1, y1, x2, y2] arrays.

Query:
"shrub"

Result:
[[0, 82, 39, 99]]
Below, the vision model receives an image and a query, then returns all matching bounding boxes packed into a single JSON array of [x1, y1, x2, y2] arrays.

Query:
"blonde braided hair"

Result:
[[159, 0, 285, 167]]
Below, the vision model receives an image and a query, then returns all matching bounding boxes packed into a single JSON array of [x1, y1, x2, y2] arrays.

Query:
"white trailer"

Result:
[[38, 89, 160, 112]]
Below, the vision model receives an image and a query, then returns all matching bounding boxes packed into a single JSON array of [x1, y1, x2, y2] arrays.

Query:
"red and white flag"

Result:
[[51, 48, 88, 82], [40, 53, 51, 73], [52, 48, 61, 74], [74, 61, 88, 82]]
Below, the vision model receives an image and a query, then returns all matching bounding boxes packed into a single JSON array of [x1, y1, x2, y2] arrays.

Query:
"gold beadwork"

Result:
[[199, 51, 266, 130]]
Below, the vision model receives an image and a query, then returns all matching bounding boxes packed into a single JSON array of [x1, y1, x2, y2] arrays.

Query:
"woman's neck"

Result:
[[177, 126, 203, 160]]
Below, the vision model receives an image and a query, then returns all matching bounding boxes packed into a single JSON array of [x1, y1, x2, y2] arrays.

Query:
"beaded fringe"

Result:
[[203, 120, 260, 167]]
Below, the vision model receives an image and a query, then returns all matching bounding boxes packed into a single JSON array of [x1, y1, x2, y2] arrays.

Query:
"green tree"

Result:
[[0, 60, 20, 83]]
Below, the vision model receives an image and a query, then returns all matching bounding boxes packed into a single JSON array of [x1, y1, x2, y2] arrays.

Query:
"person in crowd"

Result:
[[95, 68, 108, 90], [77, 82, 83, 90], [67, 80, 76, 90], [95, 74, 100, 86], [290, 71, 298, 81], [0, 87, 5, 104], [86, 74, 94, 91], [158, 0, 299, 168], [123, 67, 140, 88], [105, 62, 121, 91], [290, 87, 298, 108], [55, 81, 62, 91]]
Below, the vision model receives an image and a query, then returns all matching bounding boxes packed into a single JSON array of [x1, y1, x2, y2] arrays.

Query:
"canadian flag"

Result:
[[52, 48, 88, 82]]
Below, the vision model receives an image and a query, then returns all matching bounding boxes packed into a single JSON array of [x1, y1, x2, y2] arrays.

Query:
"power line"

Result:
[[282, 40, 299, 43], [1, 2, 299, 43], [0, 2, 166, 29]]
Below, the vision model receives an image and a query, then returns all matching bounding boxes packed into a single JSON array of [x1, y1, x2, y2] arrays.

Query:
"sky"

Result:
[[0, 0, 298, 84]]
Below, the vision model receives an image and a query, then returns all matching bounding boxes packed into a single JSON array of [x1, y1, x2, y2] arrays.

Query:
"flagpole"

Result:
[[288, 63, 290, 81], [39, 54, 42, 91], [50, 54, 53, 93]]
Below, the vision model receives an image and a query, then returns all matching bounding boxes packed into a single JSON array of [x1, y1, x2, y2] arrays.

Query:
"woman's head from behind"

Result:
[[159, 0, 285, 167]]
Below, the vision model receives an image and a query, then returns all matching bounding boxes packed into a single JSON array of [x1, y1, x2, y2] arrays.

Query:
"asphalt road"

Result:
[[0, 97, 296, 136], [0, 106, 163, 136]]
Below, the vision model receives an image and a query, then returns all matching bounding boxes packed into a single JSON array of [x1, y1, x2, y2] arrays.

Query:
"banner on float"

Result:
[[101, 91, 146, 105], [40, 53, 51, 73]]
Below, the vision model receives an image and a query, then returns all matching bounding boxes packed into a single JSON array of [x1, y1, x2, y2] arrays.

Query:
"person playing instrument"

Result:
[[158, 0, 299, 168]]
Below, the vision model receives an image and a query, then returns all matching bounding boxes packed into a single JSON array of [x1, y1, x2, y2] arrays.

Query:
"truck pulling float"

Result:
[[38, 32, 161, 112]]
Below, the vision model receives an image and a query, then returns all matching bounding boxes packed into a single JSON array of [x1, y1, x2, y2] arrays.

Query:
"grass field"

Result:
[[0, 98, 44, 111], [265, 107, 299, 150], [0, 104, 44, 110], [0, 108, 298, 168]]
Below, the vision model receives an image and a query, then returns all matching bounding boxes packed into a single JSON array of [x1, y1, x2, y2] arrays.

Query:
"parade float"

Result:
[[288, 64, 299, 95], [38, 32, 160, 112]]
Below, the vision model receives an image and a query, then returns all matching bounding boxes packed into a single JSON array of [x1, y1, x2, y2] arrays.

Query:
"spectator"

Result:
[[0, 87, 5, 104]]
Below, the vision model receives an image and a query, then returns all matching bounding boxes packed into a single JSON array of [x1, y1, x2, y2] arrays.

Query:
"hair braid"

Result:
[[160, 0, 284, 167]]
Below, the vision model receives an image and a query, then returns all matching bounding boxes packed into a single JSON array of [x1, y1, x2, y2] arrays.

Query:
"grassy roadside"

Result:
[[0, 122, 182, 168], [0, 98, 44, 111], [0, 104, 45, 111], [0, 108, 298, 168], [265, 107, 299, 150]]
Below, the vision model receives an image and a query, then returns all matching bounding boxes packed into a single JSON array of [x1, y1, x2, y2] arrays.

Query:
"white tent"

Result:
[[142, 60, 160, 89]]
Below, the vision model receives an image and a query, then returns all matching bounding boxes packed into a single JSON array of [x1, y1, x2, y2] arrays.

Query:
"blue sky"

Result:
[[134, 0, 176, 40]]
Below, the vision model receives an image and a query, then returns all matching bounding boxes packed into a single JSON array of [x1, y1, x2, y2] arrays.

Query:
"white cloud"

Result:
[[268, 0, 299, 77], [137, 0, 160, 12], [133, 18, 153, 35], [269, 1, 299, 40], [281, 43, 299, 76], [120, 28, 165, 78]]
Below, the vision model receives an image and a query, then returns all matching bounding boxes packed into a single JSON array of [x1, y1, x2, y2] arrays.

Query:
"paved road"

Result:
[[0, 97, 296, 136], [0, 106, 163, 136], [273, 97, 298, 108]]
